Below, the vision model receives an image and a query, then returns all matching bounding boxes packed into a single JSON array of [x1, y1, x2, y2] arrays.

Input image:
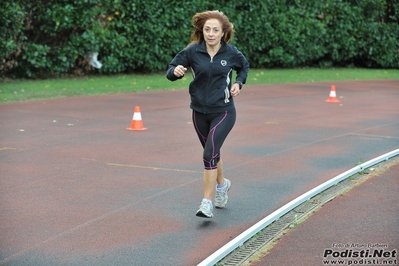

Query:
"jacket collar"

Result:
[[196, 40, 226, 54]]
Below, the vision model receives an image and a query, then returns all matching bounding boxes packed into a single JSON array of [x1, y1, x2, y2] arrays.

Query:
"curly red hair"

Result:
[[190, 10, 235, 44]]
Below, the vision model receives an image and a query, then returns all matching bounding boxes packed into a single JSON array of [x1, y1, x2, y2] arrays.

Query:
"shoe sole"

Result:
[[196, 211, 213, 218]]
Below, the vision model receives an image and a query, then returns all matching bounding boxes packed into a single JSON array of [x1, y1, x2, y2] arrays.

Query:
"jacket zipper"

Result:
[[204, 55, 214, 112]]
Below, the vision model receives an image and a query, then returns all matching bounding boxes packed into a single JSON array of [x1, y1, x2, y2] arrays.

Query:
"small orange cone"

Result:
[[325, 85, 340, 103], [127, 106, 147, 131]]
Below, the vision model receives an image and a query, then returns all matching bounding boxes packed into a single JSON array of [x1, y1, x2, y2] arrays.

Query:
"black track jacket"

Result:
[[166, 40, 250, 114]]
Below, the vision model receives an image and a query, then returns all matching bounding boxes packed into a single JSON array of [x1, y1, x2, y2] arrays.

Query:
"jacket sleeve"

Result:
[[166, 48, 190, 82], [233, 49, 250, 87]]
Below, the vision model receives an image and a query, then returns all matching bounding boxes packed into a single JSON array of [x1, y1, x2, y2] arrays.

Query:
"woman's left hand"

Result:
[[231, 83, 241, 97]]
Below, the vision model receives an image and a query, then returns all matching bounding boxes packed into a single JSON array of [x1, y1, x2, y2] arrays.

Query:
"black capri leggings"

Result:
[[192, 109, 236, 170]]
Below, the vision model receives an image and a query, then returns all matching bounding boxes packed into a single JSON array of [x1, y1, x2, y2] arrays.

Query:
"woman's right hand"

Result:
[[174, 65, 187, 77]]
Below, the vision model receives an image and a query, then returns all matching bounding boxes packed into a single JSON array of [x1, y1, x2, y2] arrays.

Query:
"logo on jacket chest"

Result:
[[220, 60, 227, 66]]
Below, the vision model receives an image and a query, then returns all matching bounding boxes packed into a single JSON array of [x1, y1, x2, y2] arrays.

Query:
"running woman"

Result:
[[166, 10, 250, 218]]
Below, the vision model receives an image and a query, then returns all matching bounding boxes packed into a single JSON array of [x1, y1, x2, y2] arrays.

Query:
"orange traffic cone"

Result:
[[127, 106, 147, 131], [325, 85, 340, 103]]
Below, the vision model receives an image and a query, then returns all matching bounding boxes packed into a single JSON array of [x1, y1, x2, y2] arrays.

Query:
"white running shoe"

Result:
[[196, 199, 213, 218], [214, 178, 231, 208]]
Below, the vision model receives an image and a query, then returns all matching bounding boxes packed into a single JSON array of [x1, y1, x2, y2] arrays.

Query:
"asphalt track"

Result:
[[250, 156, 399, 266], [0, 80, 398, 266]]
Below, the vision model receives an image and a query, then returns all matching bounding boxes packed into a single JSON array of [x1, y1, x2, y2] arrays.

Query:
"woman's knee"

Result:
[[203, 151, 219, 169]]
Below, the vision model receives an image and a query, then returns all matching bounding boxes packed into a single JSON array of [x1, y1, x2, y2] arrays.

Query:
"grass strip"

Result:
[[1, 68, 398, 104]]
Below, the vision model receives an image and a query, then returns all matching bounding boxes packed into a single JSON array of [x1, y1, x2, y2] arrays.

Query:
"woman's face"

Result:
[[203, 19, 224, 47]]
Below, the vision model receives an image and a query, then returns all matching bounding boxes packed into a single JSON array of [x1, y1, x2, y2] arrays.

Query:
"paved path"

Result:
[[250, 158, 399, 266], [0, 80, 398, 265]]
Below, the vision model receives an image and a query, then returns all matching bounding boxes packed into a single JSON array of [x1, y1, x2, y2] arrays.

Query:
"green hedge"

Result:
[[1, 0, 398, 79]]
